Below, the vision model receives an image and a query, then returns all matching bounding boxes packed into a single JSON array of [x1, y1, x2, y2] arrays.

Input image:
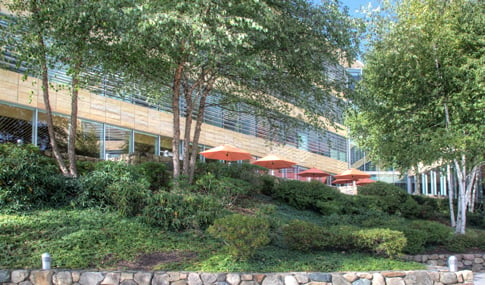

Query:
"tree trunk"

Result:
[[172, 63, 184, 180], [182, 77, 194, 178], [68, 61, 81, 178], [447, 164, 456, 227], [187, 76, 215, 184], [37, 34, 69, 176]]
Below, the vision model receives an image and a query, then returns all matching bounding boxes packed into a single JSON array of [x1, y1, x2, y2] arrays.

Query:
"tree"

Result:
[[103, 0, 362, 183], [1, 0, 120, 177], [346, 0, 484, 234]]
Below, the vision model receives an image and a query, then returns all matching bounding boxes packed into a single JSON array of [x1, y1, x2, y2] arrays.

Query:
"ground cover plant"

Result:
[[1, 144, 484, 271]]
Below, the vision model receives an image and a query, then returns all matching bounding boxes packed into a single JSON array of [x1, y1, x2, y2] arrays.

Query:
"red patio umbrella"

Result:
[[356, 178, 376, 186], [297, 168, 330, 178], [200, 144, 252, 161], [334, 168, 371, 181], [332, 178, 353, 185], [251, 154, 296, 170]]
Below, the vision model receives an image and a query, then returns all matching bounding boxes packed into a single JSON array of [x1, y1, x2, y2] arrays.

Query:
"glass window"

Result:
[[160, 136, 172, 157], [76, 120, 102, 158], [37, 111, 69, 152], [135, 132, 157, 155], [105, 126, 130, 160], [0, 104, 33, 145]]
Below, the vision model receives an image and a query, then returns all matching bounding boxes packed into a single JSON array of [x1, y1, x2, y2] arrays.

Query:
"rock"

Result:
[[240, 281, 258, 285], [152, 273, 170, 285], [53, 271, 73, 285], [293, 273, 308, 284], [352, 279, 370, 285], [371, 273, 385, 285], [226, 274, 241, 285], [134, 272, 153, 285], [463, 254, 474, 261], [30, 270, 54, 285], [188, 273, 202, 285], [384, 278, 404, 285], [342, 273, 357, 283], [101, 272, 120, 285], [121, 280, 137, 285], [172, 280, 188, 285], [254, 275, 265, 283], [461, 270, 473, 282], [12, 270, 30, 283], [72, 272, 81, 283], [380, 272, 405, 278], [241, 275, 253, 281], [120, 273, 133, 282], [308, 273, 331, 283], [0, 270, 10, 283], [79, 272, 104, 285], [201, 273, 217, 284], [262, 275, 283, 285], [328, 275, 350, 285], [403, 271, 433, 285], [440, 272, 458, 284], [284, 275, 298, 285]]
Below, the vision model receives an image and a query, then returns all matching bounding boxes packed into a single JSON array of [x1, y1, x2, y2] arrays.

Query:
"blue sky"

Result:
[[341, 0, 379, 17]]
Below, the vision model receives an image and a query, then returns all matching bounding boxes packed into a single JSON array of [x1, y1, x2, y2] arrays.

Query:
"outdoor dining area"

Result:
[[199, 144, 376, 194]]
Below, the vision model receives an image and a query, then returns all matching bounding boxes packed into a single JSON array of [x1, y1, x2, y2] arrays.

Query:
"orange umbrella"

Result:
[[356, 178, 376, 185], [251, 154, 296, 170], [297, 168, 330, 178], [334, 168, 371, 181], [332, 178, 353, 185], [200, 144, 252, 161]]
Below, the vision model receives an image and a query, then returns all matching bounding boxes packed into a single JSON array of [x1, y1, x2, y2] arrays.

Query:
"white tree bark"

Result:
[[447, 164, 456, 227]]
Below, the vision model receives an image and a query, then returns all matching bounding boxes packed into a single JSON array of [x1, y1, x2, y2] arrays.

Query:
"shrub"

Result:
[[194, 173, 251, 207], [136, 161, 169, 190], [141, 190, 224, 231], [282, 220, 326, 252], [0, 143, 72, 211], [77, 161, 150, 216], [445, 229, 485, 252], [207, 214, 270, 260], [358, 182, 412, 216], [282, 220, 357, 252], [353, 228, 407, 258], [272, 180, 343, 212]]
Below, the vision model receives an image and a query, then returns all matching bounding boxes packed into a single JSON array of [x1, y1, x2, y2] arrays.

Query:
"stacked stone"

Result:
[[0, 270, 474, 285], [404, 253, 485, 272]]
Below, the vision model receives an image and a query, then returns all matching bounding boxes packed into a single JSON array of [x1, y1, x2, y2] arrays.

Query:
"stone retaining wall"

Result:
[[0, 270, 474, 285], [403, 253, 485, 272]]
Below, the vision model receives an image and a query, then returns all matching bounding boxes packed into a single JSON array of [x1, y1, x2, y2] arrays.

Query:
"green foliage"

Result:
[[136, 161, 169, 190], [445, 229, 485, 252], [282, 220, 326, 252], [142, 190, 223, 231], [0, 144, 77, 211], [272, 180, 344, 212], [353, 228, 407, 258], [207, 214, 270, 260], [357, 182, 417, 216], [194, 173, 251, 207], [77, 161, 150, 216]]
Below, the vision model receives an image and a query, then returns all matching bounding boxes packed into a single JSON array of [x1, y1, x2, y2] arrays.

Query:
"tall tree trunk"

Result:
[[68, 60, 81, 178], [188, 76, 215, 184], [453, 156, 478, 234], [182, 76, 195, 178], [172, 63, 184, 179], [447, 164, 456, 227], [37, 33, 69, 176]]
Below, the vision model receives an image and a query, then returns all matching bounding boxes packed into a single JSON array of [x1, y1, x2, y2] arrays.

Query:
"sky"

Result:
[[340, 0, 379, 17]]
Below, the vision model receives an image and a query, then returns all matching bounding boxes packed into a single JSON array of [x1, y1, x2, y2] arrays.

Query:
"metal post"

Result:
[[448, 255, 457, 272], [41, 253, 51, 270]]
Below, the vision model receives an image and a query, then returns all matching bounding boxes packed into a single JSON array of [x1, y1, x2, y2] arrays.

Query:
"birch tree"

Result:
[[346, 0, 484, 234]]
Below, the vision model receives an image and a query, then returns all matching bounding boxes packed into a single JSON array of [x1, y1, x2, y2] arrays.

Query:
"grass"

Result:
[[0, 207, 425, 271]]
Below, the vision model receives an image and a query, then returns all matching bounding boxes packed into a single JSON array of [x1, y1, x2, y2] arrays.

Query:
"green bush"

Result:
[[207, 214, 270, 260], [0, 143, 74, 211], [282, 220, 357, 252], [353, 228, 407, 258], [142, 190, 224, 231], [194, 162, 265, 194], [136, 161, 169, 190], [445, 229, 485, 252], [195, 173, 251, 207], [282, 220, 326, 252], [77, 161, 150, 216], [410, 195, 448, 219], [272, 180, 343, 212], [358, 182, 413, 216]]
